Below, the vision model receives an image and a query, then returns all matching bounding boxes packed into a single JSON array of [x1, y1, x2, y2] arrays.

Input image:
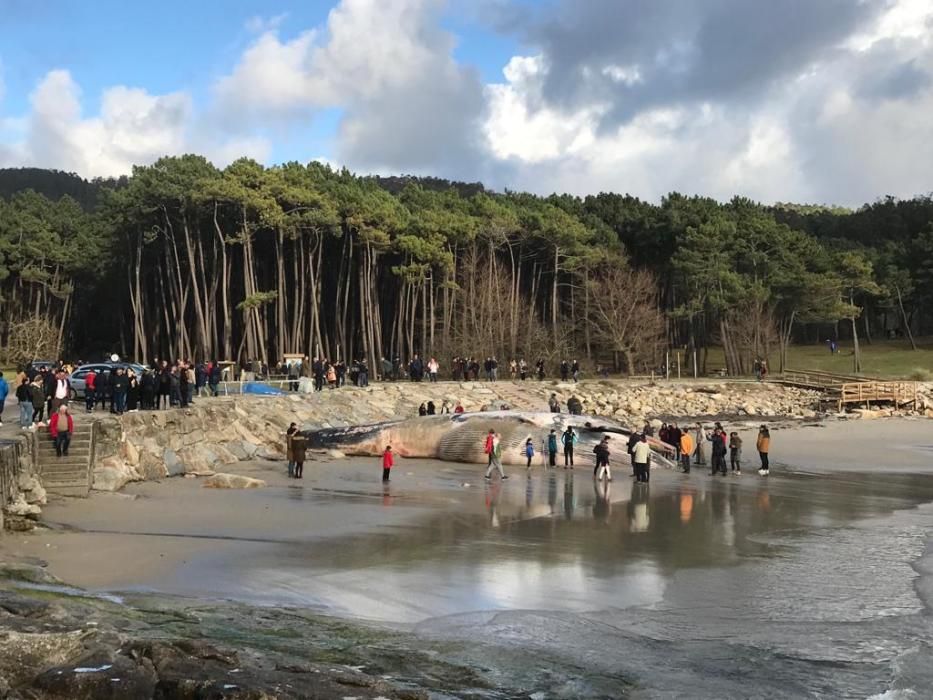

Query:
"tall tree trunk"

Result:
[[894, 284, 918, 351]]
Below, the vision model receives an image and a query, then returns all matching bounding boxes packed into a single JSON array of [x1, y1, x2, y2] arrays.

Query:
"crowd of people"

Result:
[[475, 418, 773, 487]]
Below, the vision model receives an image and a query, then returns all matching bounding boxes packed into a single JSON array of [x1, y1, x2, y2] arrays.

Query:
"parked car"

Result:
[[68, 362, 147, 400], [28, 359, 57, 373]]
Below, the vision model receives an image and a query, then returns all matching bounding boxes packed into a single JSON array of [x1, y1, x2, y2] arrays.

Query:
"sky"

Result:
[[1, 0, 932, 206]]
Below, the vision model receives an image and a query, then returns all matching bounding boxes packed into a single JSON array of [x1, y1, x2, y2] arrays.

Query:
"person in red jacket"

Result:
[[382, 445, 394, 482], [84, 370, 97, 413], [49, 405, 74, 457], [483, 429, 495, 467]]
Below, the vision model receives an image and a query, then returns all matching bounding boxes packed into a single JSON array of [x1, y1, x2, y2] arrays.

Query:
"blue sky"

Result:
[[1, 0, 932, 206], [0, 0, 521, 166]]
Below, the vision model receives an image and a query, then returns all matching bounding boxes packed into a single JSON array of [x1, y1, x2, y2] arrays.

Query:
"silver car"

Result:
[[69, 363, 147, 400]]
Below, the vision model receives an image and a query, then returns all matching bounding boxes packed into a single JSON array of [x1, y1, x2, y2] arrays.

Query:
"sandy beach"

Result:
[[4, 418, 932, 608], [4, 417, 933, 697]]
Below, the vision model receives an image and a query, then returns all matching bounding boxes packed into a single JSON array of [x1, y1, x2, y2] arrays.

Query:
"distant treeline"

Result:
[[0, 158, 931, 375]]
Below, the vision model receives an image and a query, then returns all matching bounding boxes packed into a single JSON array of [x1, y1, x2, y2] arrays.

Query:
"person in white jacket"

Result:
[[633, 435, 652, 484]]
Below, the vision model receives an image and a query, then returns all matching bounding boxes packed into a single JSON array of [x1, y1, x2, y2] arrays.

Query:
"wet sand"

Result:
[[4, 418, 933, 697], [4, 419, 932, 611]]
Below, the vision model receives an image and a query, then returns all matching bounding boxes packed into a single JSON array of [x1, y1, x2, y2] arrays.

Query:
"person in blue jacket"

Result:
[[524, 438, 535, 468], [0, 371, 9, 426]]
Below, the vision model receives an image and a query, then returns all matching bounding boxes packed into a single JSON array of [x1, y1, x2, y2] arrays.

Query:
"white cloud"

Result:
[[479, 0, 933, 205], [1, 0, 932, 205], [17, 70, 191, 177], [213, 0, 485, 175], [244, 13, 288, 34]]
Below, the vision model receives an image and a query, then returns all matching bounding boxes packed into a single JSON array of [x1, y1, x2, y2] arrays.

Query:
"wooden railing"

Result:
[[837, 381, 918, 411], [780, 368, 876, 389]]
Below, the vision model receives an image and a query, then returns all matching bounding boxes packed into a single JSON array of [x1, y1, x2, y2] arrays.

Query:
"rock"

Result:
[[24, 481, 47, 506], [33, 651, 158, 699], [93, 458, 141, 492], [202, 473, 266, 489], [4, 494, 41, 519], [176, 447, 216, 476], [649, 419, 663, 430], [326, 449, 346, 459], [255, 445, 284, 461], [17, 474, 48, 506], [852, 408, 883, 420], [163, 448, 185, 476], [137, 451, 168, 480], [221, 441, 250, 461], [0, 629, 90, 688], [122, 439, 140, 466]]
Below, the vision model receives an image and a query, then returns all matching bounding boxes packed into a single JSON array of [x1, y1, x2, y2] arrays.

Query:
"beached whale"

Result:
[[307, 411, 677, 468]]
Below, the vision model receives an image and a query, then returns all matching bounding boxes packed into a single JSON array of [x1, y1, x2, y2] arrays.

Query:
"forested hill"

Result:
[[0, 157, 931, 375], [0, 168, 121, 210], [0, 167, 483, 210]]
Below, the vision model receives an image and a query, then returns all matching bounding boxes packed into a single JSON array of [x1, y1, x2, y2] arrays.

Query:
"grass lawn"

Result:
[[702, 338, 933, 380]]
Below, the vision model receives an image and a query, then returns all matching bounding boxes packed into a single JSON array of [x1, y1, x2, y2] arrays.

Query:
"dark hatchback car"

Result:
[[68, 363, 147, 400]]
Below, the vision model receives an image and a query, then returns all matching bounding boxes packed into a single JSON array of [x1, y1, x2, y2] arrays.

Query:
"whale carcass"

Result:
[[307, 411, 677, 468]]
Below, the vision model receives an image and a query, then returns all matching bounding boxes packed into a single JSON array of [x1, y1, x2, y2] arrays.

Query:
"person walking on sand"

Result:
[[285, 422, 299, 478], [524, 438, 535, 469], [485, 433, 507, 480], [633, 434, 651, 483], [594, 436, 612, 481], [680, 429, 694, 474], [382, 445, 394, 482], [729, 431, 743, 475], [561, 426, 577, 468], [49, 405, 73, 457], [757, 425, 771, 475], [292, 433, 307, 479], [547, 429, 558, 467], [484, 428, 495, 468]]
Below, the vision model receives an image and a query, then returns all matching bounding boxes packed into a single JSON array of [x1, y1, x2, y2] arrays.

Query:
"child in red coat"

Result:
[[382, 446, 394, 482]]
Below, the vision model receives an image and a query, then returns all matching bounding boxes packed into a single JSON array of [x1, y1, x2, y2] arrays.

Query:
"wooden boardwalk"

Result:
[[780, 369, 919, 411]]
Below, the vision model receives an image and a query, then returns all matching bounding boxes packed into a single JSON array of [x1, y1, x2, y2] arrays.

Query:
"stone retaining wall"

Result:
[[0, 433, 45, 532]]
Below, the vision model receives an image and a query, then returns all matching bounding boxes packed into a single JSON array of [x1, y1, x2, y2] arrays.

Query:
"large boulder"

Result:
[[202, 473, 266, 489], [0, 630, 90, 688], [136, 451, 168, 480], [122, 439, 140, 466], [162, 449, 185, 476], [17, 474, 47, 505], [93, 457, 141, 492], [176, 447, 216, 476], [4, 494, 41, 518]]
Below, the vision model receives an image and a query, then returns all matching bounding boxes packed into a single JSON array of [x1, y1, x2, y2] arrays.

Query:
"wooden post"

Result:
[[693, 350, 698, 378], [665, 351, 670, 380], [677, 351, 681, 379]]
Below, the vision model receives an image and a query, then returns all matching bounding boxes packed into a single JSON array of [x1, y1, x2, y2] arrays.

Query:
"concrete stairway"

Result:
[[36, 421, 94, 497]]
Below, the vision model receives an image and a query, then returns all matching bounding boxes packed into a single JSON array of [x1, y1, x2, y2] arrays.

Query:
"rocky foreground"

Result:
[[89, 378, 933, 493], [0, 559, 505, 699]]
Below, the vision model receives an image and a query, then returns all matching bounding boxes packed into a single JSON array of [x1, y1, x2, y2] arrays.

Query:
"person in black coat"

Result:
[[96, 370, 111, 412], [141, 370, 155, 410]]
